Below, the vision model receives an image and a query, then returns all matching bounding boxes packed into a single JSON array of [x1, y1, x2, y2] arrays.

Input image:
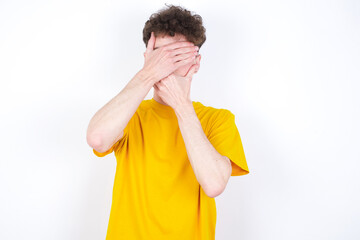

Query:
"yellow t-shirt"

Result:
[[93, 98, 249, 240]]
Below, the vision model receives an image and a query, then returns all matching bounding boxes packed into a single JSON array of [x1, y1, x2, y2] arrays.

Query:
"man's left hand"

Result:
[[154, 55, 201, 111]]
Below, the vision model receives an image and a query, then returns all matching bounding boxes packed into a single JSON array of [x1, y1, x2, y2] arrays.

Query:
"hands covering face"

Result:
[[153, 54, 201, 109], [142, 32, 202, 110]]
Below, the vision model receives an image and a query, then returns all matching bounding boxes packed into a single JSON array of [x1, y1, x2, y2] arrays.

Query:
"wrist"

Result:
[[174, 101, 195, 118], [136, 69, 157, 86]]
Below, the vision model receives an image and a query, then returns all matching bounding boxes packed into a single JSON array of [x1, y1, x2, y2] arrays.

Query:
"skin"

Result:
[[143, 32, 201, 106], [144, 32, 233, 197], [87, 31, 232, 198]]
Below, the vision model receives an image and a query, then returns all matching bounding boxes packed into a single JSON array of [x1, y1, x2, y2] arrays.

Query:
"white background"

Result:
[[1, 0, 359, 239]]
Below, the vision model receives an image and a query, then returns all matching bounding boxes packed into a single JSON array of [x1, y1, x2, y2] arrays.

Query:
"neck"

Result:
[[153, 92, 169, 106]]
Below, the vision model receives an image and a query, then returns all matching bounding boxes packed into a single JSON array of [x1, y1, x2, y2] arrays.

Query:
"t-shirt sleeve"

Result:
[[92, 116, 131, 158], [207, 110, 250, 176]]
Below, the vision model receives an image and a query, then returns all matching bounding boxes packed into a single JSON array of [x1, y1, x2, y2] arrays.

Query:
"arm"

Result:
[[153, 55, 231, 198], [174, 104, 232, 198], [87, 32, 198, 153], [86, 70, 155, 153]]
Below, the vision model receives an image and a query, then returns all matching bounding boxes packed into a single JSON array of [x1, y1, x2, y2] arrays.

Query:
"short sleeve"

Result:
[[207, 110, 250, 176], [92, 117, 131, 158]]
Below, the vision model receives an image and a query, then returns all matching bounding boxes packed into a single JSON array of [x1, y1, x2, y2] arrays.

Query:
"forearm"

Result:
[[174, 103, 232, 198], [87, 69, 156, 152]]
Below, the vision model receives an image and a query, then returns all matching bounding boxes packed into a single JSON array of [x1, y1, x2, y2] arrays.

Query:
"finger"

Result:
[[155, 80, 167, 91], [174, 54, 196, 68], [154, 77, 166, 88], [171, 46, 199, 56], [173, 51, 197, 62], [153, 82, 160, 91], [145, 32, 155, 54], [163, 41, 195, 51]]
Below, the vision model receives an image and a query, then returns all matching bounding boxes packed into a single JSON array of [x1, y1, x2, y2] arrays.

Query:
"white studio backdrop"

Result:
[[0, 0, 359, 239]]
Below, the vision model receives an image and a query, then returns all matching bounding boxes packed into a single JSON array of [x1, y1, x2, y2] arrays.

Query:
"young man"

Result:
[[86, 4, 249, 240]]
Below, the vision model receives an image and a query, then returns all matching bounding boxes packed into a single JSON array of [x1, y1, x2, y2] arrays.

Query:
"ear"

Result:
[[196, 54, 201, 64]]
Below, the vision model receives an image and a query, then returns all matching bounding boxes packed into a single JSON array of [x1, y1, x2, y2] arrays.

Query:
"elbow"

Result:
[[206, 188, 225, 198], [202, 178, 227, 198], [204, 185, 226, 198], [203, 157, 232, 198], [87, 131, 105, 152]]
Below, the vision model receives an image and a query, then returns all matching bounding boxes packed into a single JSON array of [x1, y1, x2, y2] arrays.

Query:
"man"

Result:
[[86, 4, 249, 240]]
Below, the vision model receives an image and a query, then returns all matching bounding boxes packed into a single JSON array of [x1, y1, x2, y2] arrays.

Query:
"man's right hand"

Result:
[[141, 32, 199, 83]]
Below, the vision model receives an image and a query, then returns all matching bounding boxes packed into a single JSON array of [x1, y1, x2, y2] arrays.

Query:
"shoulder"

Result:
[[133, 99, 153, 114], [140, 99, 152, 109], [192, 100, 234, 120]]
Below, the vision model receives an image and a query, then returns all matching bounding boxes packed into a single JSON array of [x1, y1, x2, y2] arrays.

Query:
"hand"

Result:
[[142, 32, 199, 82], [153, 54, 201, 111]]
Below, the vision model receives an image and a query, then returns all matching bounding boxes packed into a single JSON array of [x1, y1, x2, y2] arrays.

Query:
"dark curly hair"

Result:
[[142, 4, 206, 49]]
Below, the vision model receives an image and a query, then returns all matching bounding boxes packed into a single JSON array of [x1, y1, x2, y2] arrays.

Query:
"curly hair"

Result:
[[142, 4, 206, 49]]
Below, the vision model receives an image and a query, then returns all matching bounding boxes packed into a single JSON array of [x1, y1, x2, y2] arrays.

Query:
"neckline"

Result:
[[149, 98, 200, 118]]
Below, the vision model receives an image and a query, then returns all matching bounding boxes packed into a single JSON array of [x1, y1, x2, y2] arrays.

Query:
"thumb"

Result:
[[145, 32, 155, 55]]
